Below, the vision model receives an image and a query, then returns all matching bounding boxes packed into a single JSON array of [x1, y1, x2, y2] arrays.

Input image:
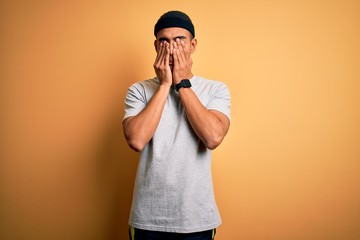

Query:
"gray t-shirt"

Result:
[[123, 75, 231, 233]]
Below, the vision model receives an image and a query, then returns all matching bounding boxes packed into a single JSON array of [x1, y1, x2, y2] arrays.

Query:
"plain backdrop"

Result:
[[1, 1, 359, 240]]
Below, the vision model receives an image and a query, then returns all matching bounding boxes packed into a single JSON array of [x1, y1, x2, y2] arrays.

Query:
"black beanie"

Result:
[[154, 11, 195, 38]]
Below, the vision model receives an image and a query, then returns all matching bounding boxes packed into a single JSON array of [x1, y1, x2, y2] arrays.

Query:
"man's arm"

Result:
[[178, 88, 230, 149], [172, 39, 230, 149], [123, 84, 170, 152], [123, 41, 172, 152]]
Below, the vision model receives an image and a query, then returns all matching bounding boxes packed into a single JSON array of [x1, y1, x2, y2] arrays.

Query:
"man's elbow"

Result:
[[206, 142, 219, 150], [204, 135, 224, 150], [126, 138, 146, 152]]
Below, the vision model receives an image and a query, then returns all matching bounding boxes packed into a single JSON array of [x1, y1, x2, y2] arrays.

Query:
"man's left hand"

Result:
[[172, 38, 193, 85]]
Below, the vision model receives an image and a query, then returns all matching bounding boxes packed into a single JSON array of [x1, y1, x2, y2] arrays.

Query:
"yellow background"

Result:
[[1, 1, 359, 240]]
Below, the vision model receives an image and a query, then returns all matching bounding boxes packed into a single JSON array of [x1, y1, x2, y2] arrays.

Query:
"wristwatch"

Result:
[[175, 79, 192, 92]]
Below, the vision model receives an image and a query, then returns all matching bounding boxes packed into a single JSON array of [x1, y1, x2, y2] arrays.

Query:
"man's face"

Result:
[[154, 27, 197, 69]]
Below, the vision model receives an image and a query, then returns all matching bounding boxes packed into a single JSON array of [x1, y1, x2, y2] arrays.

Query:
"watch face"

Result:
[[183, 80, 191, 87], [176, 79, 192, 91]]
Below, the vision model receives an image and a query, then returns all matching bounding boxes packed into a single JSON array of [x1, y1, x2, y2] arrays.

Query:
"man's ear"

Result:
[[154, 39, 158, 52], [190, 38, 197, 54]]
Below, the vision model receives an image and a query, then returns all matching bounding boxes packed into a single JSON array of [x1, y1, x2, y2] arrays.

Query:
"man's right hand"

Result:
[[124, 41, 172, 152], [153, 41, 172, 87]]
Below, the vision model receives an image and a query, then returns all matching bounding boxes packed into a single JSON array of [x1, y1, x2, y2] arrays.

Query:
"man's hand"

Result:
[[153, 41, 172, 87], [172, 38, 193, 85]]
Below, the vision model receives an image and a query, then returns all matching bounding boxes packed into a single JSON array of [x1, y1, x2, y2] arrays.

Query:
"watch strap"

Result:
[[175, 79, 192, 92]]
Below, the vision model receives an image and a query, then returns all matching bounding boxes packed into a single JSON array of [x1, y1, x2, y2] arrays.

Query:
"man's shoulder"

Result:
[[130, 77, 159, 88], [193, 76, 229, 90]]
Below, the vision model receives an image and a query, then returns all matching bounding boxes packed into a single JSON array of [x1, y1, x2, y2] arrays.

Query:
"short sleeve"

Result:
[[206, 83, 231, 121], [123, 83, 147, 121]]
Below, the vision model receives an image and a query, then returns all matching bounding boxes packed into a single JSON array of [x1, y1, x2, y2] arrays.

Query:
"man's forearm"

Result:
[[178, 88, 229, 150], [123, 84, 171, 151]]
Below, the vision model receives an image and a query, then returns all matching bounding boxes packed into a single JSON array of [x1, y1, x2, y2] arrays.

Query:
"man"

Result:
[[123, 10, 231, 240]]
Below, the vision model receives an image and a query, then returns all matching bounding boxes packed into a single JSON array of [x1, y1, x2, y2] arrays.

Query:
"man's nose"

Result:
[[169, 42, 174, 55]]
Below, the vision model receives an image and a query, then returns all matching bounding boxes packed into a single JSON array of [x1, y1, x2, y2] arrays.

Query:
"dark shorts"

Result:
[[129, 226, 216, 240]]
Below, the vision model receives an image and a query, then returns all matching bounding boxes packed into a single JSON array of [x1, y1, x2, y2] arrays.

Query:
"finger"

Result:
[[172, 41, 180, 66], [164, 42, 170, 66], [176, 38, 186, 62], [180, 39, 190, 59], [157, 42, 166, 66], [160, 41, 169, 66], [154, 41, 164, 65]]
